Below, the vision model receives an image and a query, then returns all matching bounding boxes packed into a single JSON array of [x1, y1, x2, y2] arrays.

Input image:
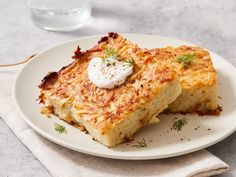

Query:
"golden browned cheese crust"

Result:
[[151, 46, 216, 90], [39, 33, 178, 135], [150, 46, 219, 115]]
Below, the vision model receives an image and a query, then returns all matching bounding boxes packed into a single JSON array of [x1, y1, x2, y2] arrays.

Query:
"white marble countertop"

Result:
[[0, 0, 236, 176]]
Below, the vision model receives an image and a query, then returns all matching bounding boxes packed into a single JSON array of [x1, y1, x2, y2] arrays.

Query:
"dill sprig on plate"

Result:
[[132, 138, 148, 148], [172, 118, 188, 132], [54, 123, 67, 134], [177, 53, 196, 66]]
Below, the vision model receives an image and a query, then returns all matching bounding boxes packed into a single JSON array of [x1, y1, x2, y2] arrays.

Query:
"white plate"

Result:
[[13, 34, 236, 160]]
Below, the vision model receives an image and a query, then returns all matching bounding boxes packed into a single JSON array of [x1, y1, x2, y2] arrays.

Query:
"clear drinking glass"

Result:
[[26, 0, 91, 32]]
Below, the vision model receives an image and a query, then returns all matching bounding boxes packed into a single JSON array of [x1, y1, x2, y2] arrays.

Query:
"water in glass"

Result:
[[27, 0, 91, 31]]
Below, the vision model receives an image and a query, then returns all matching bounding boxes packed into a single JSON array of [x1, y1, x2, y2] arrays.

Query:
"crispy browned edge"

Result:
[[162, 105, 222, 116], [38, 32, 118, 91]]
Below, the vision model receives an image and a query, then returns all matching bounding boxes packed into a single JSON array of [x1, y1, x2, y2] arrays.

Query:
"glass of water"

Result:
[[26, 0, 91, 32]]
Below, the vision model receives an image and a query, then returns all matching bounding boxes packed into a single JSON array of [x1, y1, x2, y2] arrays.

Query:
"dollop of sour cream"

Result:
[[87, 57, 133, 89]]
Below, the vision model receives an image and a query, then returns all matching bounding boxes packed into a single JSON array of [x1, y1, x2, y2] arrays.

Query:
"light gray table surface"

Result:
[[0, 0, 236, 176]]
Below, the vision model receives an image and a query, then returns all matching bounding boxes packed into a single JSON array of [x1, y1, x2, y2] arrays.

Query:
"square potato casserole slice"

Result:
[[38, 33, 182, 147], [151, 46, 220, 115]]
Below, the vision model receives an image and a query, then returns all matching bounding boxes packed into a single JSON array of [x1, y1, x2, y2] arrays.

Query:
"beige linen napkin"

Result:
[[0, 65, 229, 177]]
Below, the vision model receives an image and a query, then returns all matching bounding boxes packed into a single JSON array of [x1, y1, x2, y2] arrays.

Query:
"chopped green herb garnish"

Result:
[[101, 57, 114, 64], [103, 46, 118, 58], [177, 53, 196, 66], [132, 138, 147, 148], [102, 46, 134, 67], [172, 118, 188, 132], [123, 58, 135, 67], [54, 123, 67, 134]]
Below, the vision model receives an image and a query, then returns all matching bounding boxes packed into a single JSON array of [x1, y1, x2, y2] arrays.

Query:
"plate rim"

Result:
[[13, 33, 236, 160]]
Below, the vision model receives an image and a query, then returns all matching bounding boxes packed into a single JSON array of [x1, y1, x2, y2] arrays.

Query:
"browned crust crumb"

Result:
[[40, 106, 54, 115], [98, 32, 118, 44], [38, 72, 58, 90], [72, 45, 84, 59], [72, 46, 103, 60], [123, 135, 134, 143]]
